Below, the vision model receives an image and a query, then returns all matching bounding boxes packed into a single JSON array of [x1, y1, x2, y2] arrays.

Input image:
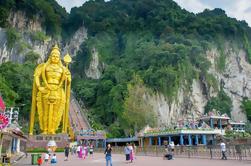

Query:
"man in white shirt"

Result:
[[44, 153, 49, 165], [220, 140, 227, 160]]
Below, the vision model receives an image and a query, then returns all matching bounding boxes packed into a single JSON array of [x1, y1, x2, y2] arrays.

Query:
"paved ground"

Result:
[[15, 153, 251, 166]]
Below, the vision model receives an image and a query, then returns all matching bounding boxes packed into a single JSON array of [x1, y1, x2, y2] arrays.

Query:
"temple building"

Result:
[[138, 111, 246, 147]]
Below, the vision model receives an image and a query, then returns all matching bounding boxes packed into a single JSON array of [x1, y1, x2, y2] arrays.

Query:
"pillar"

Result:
[[180, 134, 184, 145], [212, 134, 215, 145], [96, 140, 99, 148], [11, 138, 16, 153], [149, 137, 152, 146], [168, 136, 172, 143], [202, 135, 207, 145], [141, 138, 144, 147], [195, 134, 199, 145], [219, 119, 222, 129], [158, 137, 161, 146], [188, 134, 192, 146], [16, 139, 20, 153], [103, 139, 106, 148], [210, 118, 214, 129]]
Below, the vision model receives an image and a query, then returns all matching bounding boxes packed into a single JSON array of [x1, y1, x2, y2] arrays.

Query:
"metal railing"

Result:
[[95, 145, 251, 160]]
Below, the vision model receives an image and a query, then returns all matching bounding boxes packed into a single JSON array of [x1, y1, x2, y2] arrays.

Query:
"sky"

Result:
[[56, 0, 251, 26]]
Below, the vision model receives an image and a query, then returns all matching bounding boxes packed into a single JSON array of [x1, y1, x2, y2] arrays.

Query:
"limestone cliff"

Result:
[[206, 46, 251, 121], [85, 48, 103, 79], [138, 46, 249, 127], [0, 11, 54, 63], [0, 11, 87, 64]]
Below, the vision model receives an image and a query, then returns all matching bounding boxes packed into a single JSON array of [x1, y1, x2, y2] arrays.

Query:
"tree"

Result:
[[241, 97, 251, 121], [205, 90, 232, 117], [123, 75, 157, 135]]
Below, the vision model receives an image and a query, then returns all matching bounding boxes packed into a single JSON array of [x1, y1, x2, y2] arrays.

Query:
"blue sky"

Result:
[[56, 0, 251, 26]]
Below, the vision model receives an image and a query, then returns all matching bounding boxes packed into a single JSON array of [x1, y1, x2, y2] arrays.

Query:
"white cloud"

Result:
[[174, 0, 212, 13], [174, 0, 251, 26], [226, 0, 251, 26], [56, 0, 88, 12]]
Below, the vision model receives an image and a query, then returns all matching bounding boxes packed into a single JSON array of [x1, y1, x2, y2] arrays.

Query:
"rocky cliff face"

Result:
[[8, 11, 43, 32], [63, 27, 88, 56], [140, 46, 249, 127], [85, 48, 103, 79], [206, 46, 251, 121], [0, 11, 87, 64], [0, 11, 54, 63], [142, 80, 206, 127]]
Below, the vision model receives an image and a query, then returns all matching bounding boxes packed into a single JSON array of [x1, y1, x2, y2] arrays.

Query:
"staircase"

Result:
[[69, 94, 91, 134]]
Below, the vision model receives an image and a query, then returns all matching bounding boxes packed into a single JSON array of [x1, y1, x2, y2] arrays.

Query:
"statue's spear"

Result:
[[62, 53, 72, 134]]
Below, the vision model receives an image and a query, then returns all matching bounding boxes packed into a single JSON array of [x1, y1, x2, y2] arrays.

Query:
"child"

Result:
[[37, 156, 43, 166], [51, 154, 57, 164]]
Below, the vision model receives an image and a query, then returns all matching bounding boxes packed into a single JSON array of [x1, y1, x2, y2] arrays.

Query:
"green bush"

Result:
[[6, 28, 21, 49], [205, 89, 232, 117], [31, 31, 49, 42], [27, 147, 64, 153], [24, 51, 40, 63], [241, 97, 251, 121]]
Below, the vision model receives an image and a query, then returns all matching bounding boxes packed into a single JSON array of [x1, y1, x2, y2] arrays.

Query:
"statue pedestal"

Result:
[[27, 134, 69, 149]]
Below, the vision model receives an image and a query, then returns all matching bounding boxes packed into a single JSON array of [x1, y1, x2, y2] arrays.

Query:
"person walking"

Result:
[[89, 144, 94, 158], [64, 144, 70, 161], [77, 145, 80, 157], [104, 144, 112, 166], [78, 145, 83, 158], [44, 153, 50, 165], [129, 143, 134, 163], [169, 141, 175, 159], [83, 144, 88, 159], [124, 143, 131, 163], [132, 143, 137, 158], [220, 140, 227, 160]]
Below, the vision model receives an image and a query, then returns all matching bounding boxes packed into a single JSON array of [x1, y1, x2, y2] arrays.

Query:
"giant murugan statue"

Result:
[[29, 45, 71, 135]]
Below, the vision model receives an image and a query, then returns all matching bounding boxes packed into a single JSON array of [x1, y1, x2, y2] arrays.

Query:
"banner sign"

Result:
[[0, 113, 9, 129]]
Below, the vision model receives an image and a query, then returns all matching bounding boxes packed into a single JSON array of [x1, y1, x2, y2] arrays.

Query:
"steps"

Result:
[[69, 95, 91, 134]]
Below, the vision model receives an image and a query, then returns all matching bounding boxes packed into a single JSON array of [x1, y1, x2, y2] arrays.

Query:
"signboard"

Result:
[[0, 113, 9, 129], [78, 129, 106, 140]]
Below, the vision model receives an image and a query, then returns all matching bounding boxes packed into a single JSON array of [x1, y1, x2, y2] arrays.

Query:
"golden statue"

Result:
[[29, 45, 71, 135]]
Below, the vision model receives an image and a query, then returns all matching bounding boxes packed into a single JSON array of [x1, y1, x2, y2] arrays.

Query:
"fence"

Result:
[[96, 144, 251, 160]]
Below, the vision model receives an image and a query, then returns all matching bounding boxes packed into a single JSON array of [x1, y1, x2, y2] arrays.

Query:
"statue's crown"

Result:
[[52, 44, 60, 51], [50, 44, 60, 56]]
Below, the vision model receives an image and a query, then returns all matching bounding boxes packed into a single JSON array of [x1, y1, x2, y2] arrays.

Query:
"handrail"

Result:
[[71, 94, 91, 129]]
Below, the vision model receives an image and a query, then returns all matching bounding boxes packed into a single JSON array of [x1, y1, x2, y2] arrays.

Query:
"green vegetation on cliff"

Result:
[[0, 0, 67, 37], [241, 98, 251, 121], [0, 62, 35, 120], [205, 89, 232, 117]]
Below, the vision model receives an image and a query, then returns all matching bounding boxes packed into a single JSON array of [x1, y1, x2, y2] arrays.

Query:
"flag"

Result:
[[0, 96, 6, 111]]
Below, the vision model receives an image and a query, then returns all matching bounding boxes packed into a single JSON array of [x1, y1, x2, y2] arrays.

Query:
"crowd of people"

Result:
[[36, 139, 229, 165], [75, 143, 95, 159], [37, 143, 95, 165]]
